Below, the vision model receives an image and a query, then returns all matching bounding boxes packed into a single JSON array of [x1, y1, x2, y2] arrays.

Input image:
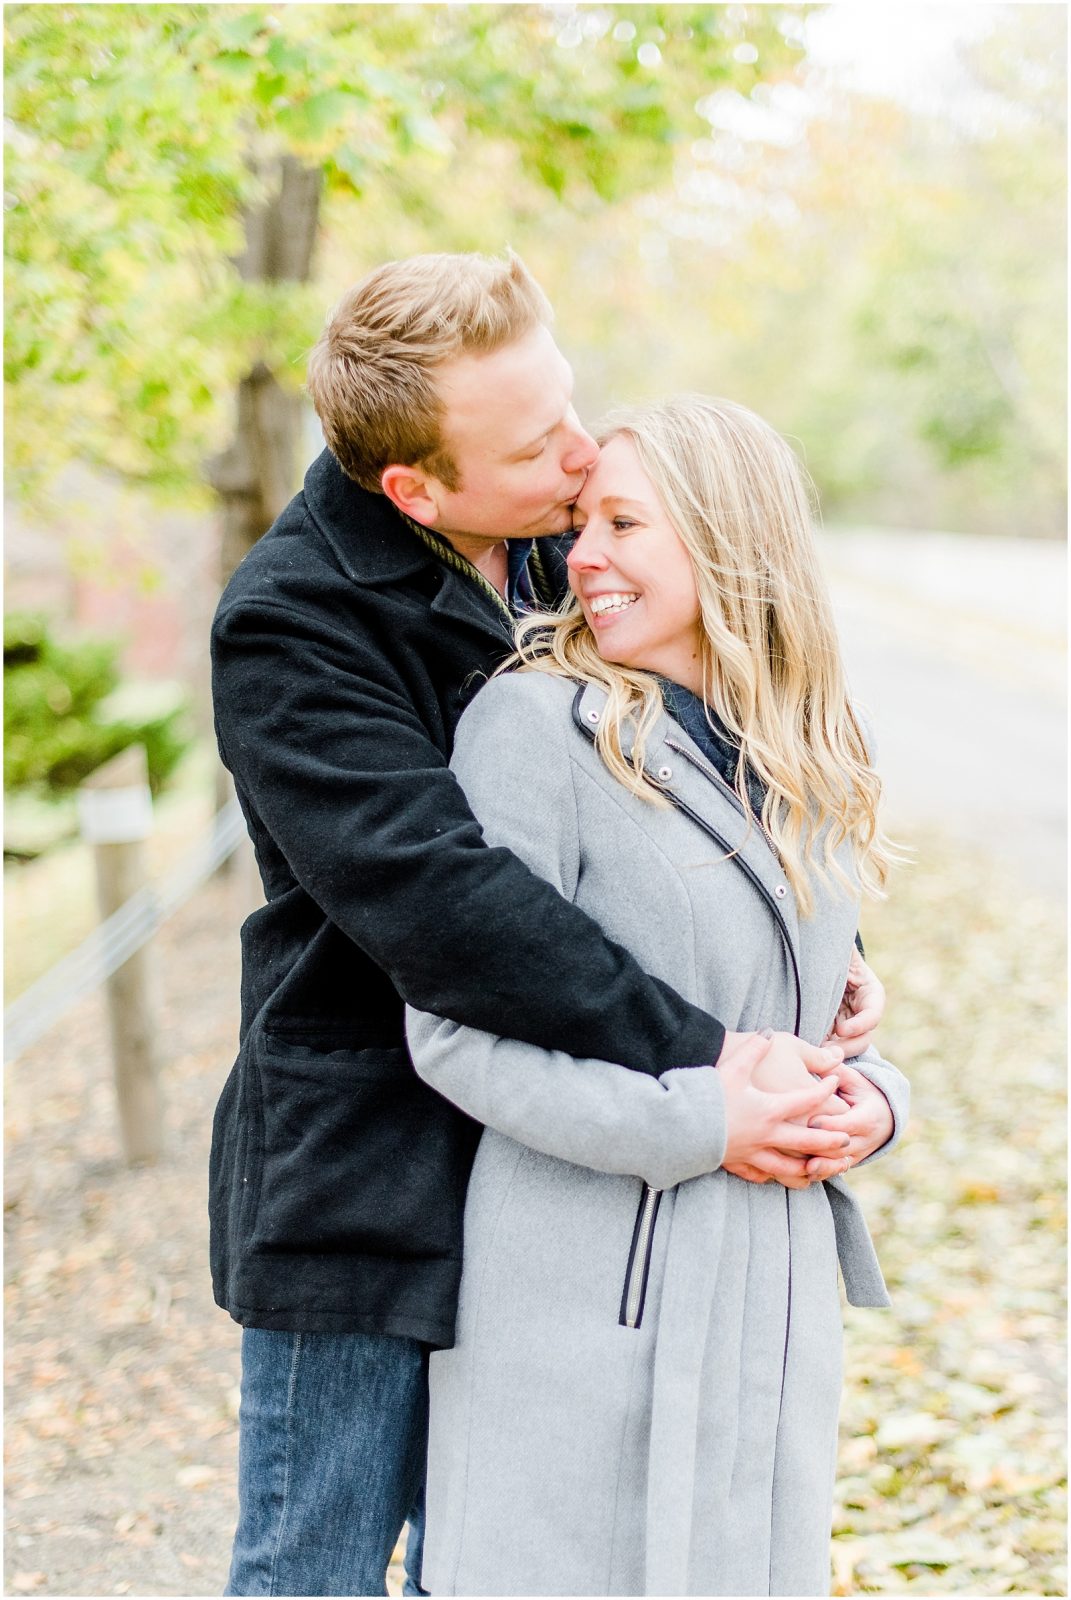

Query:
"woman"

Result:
[[406, 396, 908, 1597]]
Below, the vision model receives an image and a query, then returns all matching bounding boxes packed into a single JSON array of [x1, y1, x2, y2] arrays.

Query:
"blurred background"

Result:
[[4, 4, 1065, 1596]]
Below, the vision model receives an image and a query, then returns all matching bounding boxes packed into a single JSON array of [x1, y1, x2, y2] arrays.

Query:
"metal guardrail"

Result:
[[3, 798, 246, 1064]]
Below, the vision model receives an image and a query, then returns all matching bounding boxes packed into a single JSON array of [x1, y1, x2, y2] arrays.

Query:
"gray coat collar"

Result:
[[571, 680, 803, 1030], [572, 679, 799, 936]]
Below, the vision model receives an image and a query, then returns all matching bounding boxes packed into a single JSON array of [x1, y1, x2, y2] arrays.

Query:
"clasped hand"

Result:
[[821, 946, 885, 1058], [716, 1029, 894, 1190]]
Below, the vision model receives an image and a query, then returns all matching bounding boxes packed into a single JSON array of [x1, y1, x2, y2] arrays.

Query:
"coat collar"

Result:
[[571, 679, 801, 954], [303, 447, 434, 587], [302, 447, 515, 645]]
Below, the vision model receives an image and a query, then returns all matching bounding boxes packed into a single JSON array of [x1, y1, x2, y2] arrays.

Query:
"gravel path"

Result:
[[818, 531, 1066, 899], [4, 869, 411, 1599], [6, 874, 248, 1597]]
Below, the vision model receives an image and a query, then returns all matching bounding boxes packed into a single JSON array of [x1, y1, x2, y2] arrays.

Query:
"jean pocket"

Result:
[[249, 1034, 473, 1257]]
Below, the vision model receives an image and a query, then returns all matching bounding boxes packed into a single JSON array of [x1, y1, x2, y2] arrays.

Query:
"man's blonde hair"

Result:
[[511, 395, 898, 915], [306, 251, 553, 492]]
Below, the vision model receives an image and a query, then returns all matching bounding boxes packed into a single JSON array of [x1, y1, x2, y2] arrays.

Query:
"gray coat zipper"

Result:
[[662, 780, 804, 1036], [620, 1184, 662, 1329], [570, 688, 805, 1333], [661, 735, 778, 856]]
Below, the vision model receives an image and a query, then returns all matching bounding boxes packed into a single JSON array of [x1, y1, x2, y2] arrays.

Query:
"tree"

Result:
[[486, 5, 1066, 537], [5, 1, 809, 573]]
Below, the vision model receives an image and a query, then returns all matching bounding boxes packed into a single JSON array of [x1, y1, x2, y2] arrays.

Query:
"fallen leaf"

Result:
[[874, 1412, 951, 1451], [879, 1530, 962, 1568], [176, 1464, 220, 1490]]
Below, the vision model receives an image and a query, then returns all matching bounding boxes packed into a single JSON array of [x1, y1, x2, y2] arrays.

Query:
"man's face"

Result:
[[428, 324, 599, 541]]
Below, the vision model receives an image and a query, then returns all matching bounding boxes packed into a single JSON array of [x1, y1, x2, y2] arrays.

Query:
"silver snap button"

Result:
[[774, 884, 788, 899], [657, 765, 673, 781], [586, 710, 600, 724]]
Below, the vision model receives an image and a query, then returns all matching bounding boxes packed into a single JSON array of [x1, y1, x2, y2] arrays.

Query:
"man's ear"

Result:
[[380, 463, 443, 526]]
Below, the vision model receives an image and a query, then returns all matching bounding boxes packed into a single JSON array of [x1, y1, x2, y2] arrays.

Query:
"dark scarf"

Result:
[[659, 679, 767, 825]]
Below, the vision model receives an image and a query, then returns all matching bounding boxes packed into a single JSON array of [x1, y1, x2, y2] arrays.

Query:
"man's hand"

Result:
[[716, 1031, 851, 1191], [823, 949, 885, 1058], [804, 1062, 894, 1176]]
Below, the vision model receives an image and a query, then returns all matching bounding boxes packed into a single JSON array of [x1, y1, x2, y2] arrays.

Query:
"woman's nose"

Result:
[[566, 523, 609, 571]]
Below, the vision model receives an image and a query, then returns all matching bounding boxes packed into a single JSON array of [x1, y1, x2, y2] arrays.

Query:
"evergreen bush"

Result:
[[4, 612, 191, 799]]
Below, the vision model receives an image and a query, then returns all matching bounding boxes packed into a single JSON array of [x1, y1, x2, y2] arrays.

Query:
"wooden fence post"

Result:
[[78, 745, 163, 1164]]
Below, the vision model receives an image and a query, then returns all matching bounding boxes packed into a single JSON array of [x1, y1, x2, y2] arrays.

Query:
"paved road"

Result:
[[817, 531, 1066, 901]]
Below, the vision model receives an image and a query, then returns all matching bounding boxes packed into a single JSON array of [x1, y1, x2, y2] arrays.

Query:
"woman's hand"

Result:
[[823, 949, 885, 1058], [805, 1063, 894, 1175], [717, 1031, 851, 1190], [750, 1033, 849, 1120]]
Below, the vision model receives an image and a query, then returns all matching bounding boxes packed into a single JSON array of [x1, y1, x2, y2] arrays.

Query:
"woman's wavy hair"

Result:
[[511, 395, 897, 914]]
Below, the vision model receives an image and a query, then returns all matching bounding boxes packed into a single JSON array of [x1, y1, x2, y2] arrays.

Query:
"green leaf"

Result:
[[212, 50, 258, 81], [216, 10, 268, 51], [266, 34, 306, 75], [293, 89, 360, 141]]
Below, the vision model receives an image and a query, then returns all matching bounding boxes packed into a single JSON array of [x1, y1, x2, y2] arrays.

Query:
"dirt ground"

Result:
[[4, 868, 410, 1599], [4, 834, 1066, 1598]]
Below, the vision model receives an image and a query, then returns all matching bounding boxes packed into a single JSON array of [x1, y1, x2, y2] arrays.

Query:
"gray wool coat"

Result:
[[406, 671, 909, 1598]]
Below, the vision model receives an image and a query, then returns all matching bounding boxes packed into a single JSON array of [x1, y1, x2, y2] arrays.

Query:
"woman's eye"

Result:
[[612, 517, 637, 532]]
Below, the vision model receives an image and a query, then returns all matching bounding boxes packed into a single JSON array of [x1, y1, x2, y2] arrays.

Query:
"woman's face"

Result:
[[567, 434, 704, 693]]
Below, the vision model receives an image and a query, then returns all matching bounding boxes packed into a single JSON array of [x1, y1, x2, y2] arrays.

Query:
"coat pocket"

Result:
[[208, 1056, 254, 1287], [619, 1183, 663, 1329], [248, 1033, 477, 1258]]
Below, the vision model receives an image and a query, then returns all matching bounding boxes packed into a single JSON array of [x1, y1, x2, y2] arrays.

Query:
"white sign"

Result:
[[78, 784, 154, 844]]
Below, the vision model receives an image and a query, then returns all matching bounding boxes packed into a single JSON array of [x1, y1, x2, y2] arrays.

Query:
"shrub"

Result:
[[4, 612, 191, 798]]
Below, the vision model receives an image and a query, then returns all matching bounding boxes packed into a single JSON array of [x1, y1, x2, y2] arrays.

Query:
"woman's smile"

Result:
[[587, 590, 640, 622], [568, 435, 703, 690]]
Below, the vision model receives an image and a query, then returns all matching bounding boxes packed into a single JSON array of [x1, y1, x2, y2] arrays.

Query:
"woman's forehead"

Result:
[[576, 434, 653, 509]]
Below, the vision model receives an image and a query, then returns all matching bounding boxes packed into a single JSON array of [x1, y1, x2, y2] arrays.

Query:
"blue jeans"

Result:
[[225, 1328, 429, 1597]]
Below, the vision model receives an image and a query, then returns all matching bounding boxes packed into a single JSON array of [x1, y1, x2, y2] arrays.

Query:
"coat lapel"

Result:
[[303, 449, 517, 652], [572, 680, 803, 1005], [430, 566, 516, 650], [650, 718, 801, 951]]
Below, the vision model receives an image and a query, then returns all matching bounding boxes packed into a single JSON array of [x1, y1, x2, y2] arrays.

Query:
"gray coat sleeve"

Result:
[[842, 1046, 910, 1166], [405, 674, 729, 1192]]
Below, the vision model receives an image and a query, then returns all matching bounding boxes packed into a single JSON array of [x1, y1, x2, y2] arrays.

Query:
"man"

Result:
[[211, 251, 896, 1596]]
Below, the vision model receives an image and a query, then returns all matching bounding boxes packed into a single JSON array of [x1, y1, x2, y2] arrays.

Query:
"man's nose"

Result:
[[561, 415, 599, 474]]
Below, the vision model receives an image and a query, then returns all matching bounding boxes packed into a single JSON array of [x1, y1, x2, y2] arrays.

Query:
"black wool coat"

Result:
[[209, 447, 726, 1346]]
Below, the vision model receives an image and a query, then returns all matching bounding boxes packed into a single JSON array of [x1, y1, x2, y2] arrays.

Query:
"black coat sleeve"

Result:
[[212, 598, 725, 1077]]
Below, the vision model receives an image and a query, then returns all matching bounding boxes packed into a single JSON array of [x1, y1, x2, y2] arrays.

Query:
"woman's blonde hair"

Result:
[[512, 395, 896, 914]]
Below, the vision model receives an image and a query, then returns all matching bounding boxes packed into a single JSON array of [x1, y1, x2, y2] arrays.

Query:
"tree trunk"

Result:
[[208, 154, 323, 584], [208, 155, 322, 859]]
